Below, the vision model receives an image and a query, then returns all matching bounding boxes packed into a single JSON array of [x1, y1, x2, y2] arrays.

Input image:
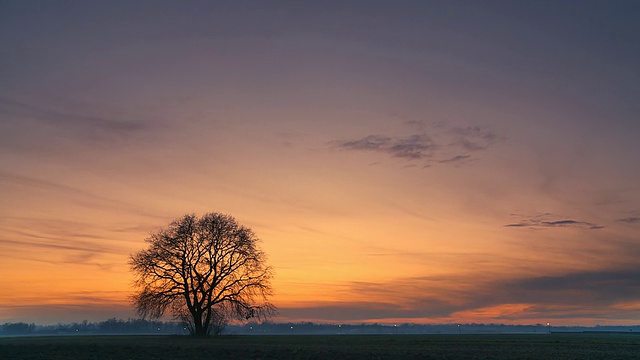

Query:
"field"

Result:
[[1, 333, 639, 359]]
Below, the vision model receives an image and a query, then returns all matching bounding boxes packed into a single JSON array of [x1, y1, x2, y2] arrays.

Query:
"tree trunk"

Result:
[[192, 312, 207, 336]]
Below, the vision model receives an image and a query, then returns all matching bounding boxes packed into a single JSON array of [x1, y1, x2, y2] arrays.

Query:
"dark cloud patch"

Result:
[[338, 135, 390, 151], [332, 121, 501, 167], [505, 214, 604, 230], [335, 134, 435, 160], [503, 223, 528, 227], [471, 268, 640, 322], [439, 154, 472, 164], [387, 134, 435, 159], [619, 217, 640, 224], [449, 126, 501, 151], [507, 269, 640, 301], [475, 267, 640, 308]]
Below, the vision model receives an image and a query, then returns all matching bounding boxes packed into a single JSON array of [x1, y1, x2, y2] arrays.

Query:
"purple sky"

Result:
[[1, 1, 639, 325]]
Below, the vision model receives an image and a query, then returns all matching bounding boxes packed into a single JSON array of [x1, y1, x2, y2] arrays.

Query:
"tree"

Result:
[[129, 213, 276, 336]]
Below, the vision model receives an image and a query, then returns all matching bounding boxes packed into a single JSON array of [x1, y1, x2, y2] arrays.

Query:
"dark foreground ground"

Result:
[[1, 333, 639, 360]]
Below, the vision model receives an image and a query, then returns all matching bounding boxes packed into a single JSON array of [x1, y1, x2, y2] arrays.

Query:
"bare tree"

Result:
[[130, 213, 276, 336]]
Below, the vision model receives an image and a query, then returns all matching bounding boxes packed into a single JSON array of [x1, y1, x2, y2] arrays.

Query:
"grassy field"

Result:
[[1, 333, 639, 359]]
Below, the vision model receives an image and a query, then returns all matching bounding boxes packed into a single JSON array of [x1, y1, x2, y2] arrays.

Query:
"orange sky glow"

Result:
[[1, 1, 639, 326]]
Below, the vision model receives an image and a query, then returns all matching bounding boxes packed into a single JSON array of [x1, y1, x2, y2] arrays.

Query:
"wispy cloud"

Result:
[[0, 237, 112, 254], [505, 213, 604, 230], [0, 97, 150, 142], [336, 134, 436, 160], [0, 171, 168, 269], [0, 216, 129, 269], [332, 120, 501, 167], [0, 170, 164, 219], [0, 292, 134, 324], [448, 126, 500, 151]]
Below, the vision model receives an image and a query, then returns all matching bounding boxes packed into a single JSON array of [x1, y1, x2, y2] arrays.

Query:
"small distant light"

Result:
[[157, 327, 161, 331]]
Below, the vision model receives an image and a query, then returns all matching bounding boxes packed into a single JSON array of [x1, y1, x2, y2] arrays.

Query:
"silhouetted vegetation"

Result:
[[0, 318, 185, 336], [2, 319, 638, 337], [130, 213, 275, 336], [0, 322, 36, 335], [224, 321, 640, 335]]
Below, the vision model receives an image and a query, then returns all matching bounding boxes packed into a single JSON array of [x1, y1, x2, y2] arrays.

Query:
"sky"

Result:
[[1, 0, 639, 326]]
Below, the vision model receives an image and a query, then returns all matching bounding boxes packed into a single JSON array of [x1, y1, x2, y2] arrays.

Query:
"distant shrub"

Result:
[[1, 322, 36, 335]]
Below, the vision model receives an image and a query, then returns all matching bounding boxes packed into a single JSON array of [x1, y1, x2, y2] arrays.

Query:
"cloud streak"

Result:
[[0, 292, 134, 324], [279, 266, 640, 323], [0, 97, 150, 142], [0, 170, 165, 219], [505, 214, 604, 230], [332, 121, 501, 167]]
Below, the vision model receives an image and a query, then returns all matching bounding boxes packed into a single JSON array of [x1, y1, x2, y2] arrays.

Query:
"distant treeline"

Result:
[[2, 319, 639, 336], [0, 318, 185, 335], [226, 322, 640, 335]]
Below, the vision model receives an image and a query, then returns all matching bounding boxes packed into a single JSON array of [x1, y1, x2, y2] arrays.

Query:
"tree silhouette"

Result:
[[130, 213, 275, 336]]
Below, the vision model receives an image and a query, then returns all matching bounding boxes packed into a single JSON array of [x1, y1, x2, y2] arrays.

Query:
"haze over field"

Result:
[[1, 1, 639, 326]]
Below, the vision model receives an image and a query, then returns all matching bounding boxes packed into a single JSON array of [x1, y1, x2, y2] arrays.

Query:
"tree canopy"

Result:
[[130, 213, 275, 335]]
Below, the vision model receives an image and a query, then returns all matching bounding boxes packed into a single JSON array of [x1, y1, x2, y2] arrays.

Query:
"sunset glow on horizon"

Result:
[[1, 1, 640, 326]]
